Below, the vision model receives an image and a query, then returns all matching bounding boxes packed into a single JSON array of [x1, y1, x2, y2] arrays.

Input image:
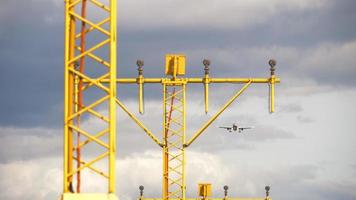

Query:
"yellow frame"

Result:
[[63, 0, 117, 198], [63, 1, 279, 200]]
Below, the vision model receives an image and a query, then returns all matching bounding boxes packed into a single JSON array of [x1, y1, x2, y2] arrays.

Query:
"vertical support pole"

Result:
[[64, 0, 75, 193], [203, 59, 210, 114], [182, 83, 186, 200], [138, 79, 144, 114], [204, 81, 209, 114], [269, 59, 276, 113], [269, 75, 275, 113], [63, 0, 70, 192], [137, 60, 144, 114], [109, 0, 117, 193], [74, 63, 81, 192], [162, 83, 168, 200]]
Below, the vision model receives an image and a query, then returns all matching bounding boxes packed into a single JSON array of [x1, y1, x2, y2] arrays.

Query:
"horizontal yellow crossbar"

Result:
[[83, 77, 280, 84]]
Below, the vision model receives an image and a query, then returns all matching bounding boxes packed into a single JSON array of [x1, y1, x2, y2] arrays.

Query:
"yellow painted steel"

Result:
[[162, 82, 187, 200], [63, 0, 279, 199], [63, 0, 72, 192], [138, 74, 144, 114], [114, 57, 279, 200], [83, 77, 280, 84], [269, 75, 276, 113], [62, 0, 118, 198], [198, 183, 212, 198], [109, 0, 117, 193], [165, 55, 186, 76], [204, 74, 210, 114], [115, 98, 162, 146]]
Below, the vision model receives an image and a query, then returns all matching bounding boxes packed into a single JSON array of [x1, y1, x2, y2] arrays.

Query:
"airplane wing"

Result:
[[219, 126, 232, 129], [240, 127, 253, 130]]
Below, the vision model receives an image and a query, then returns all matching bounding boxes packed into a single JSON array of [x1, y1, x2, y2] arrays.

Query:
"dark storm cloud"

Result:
[[0, 0, 64, 128], [1, 0, 356, 128]]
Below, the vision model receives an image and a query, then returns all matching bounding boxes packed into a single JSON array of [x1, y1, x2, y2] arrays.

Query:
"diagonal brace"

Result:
[[115, 98, 163, 147], [185, 81, 252, 147]]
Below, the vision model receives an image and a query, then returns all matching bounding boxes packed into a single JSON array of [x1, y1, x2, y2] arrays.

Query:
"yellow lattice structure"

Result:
[[62, 0, 118, 199], [163, 83, 186, 199], [61, 0, 280, 200], [117, 57, 279, 200]]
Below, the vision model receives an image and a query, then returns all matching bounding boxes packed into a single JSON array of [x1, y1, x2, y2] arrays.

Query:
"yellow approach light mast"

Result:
[[61, 0, 280, 200], [117, 56, 279, 200]]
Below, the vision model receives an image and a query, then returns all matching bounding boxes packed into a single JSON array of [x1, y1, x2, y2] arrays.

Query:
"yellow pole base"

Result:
[[61, 193, 119, 200]]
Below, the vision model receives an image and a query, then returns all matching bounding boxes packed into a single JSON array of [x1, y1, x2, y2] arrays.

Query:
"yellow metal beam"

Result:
[[63, 0, 72, 192], [67, 151, 109, 178], [73, 156, 109, 179], [69, 11, 111, 36], [63, 0, 118, 197], [115, 98, 163, 147], [83, 77, 280, 84], [75, 17, 110, 39], [108, 0, 117, 193]]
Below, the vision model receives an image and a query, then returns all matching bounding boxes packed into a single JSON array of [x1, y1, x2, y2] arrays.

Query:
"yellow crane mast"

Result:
[[61, 1, 280, 200]]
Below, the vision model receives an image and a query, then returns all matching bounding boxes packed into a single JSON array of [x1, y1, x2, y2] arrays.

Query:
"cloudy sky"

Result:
[[1, 0, 356, 199]]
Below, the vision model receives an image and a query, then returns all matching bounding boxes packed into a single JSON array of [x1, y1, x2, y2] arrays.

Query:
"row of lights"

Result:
[[138, 185, 271, 199]]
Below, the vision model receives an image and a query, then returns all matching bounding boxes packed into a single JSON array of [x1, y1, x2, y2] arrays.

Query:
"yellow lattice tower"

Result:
[[163, 81, 186, 199], [62, 0, 118, 199], [61, 0, 280, 200]]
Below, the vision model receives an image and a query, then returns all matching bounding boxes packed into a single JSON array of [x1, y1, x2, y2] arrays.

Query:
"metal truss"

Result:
[[62, 1, 280, 200], [63, 0, 117, 197], [163, 83, 186, 200]]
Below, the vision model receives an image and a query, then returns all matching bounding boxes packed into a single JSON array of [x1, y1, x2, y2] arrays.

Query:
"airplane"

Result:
[[219, 123, 253, 133]]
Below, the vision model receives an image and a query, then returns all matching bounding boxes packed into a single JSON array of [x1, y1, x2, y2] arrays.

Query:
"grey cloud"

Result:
[[241, 125, 296, 142], [297, 115, 315, 123], [0, 127, 61, 163], [280, 103, 303, 113], [1, 1, 356, 199]]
